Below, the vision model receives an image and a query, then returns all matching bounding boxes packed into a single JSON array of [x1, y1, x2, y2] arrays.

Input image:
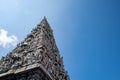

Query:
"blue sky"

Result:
[[0, 0, 120, 80]]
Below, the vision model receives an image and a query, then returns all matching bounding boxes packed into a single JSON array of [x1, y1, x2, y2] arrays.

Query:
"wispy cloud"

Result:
[[0, 29, 18, 48]]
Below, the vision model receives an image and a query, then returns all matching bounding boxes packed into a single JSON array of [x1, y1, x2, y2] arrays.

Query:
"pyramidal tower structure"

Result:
[[0, 17, 70, 80]]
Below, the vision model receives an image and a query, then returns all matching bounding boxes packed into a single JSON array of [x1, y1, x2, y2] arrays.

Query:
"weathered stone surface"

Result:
[[0, 17, 70, 80]]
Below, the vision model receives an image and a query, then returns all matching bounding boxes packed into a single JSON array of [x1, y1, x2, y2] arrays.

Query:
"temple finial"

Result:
[[43, 16, 47, 20]]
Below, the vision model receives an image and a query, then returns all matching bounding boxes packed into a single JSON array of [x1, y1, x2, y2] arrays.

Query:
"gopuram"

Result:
[[0, 17, 70, 80]]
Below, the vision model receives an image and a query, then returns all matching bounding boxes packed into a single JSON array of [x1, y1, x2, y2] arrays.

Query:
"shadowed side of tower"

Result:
[[0, 17, 70, 80]]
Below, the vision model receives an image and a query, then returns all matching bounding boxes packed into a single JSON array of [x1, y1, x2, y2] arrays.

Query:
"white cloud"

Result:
[[0, 29, 18, 48]]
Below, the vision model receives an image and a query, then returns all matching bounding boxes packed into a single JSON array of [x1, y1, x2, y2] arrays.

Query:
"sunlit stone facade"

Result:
[[0, 17, 70, 80]]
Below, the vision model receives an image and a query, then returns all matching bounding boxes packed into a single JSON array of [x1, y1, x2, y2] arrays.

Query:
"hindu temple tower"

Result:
[[0, 17, 70, 80]]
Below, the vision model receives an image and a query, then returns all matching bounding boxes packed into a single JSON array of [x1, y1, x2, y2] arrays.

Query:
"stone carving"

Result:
[[0, 17, 70, 80]]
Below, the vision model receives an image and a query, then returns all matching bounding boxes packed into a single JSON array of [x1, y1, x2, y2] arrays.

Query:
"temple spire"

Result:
[[0, 17, 70, 80], [36, 16, 50, 29], [43, 16, 47, 21]]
